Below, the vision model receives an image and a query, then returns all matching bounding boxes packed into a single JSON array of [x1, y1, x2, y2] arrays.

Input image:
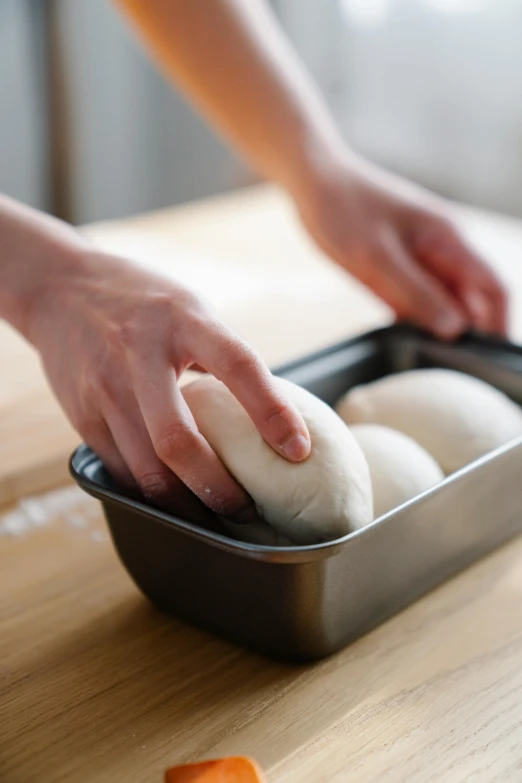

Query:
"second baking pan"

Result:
[[70, 325, 522, 661]]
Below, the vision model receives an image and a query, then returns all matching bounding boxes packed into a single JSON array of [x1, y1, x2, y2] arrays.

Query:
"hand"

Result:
[[296, 154, 508, 339], [26, 249, 311, 521]]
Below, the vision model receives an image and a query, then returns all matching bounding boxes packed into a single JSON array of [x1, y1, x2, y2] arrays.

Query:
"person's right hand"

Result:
[[294, 154, 508, 340], [26, 248, 311, 522]]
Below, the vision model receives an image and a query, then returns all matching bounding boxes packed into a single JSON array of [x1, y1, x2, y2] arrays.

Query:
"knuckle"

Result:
[[154, 421, 197, 462], [174, 288, 214, 326], [115, 319, 142, 350], [184, 310, 222, 346], [111, 309, 164, 352], [213, 496, 244, 518], [203, 484, 249, 517], [137, 469, 175, 500], [414, 218, 454, 254], [95, 363, 112, 391], [95, 365, 121, 404], [264, 399, 293, 428], [145, 292, 182, 327], [180, 289, 208, 315], [80, 363, 105, 396]]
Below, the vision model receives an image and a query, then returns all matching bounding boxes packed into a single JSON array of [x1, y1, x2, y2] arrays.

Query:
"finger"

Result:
[[80, 418, 136, 490], [413, 220, 508, 335], [130, 360, 258, 521], [457, 283, 508, 337], [185, 321, 311, 463], [457, 288, 490, 327], [101, 390, 218, 526], [476, 271, 509, 336], [482, 278, 509, 336], [372, 229, 468, 339]]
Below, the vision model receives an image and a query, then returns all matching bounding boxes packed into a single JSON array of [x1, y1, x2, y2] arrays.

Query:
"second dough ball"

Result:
[[349, 424, 444, 518], [336, 368, 522, 474], [183, 375, 373, 545]]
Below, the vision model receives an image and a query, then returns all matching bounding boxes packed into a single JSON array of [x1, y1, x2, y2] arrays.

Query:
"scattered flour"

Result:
[[0, 486, 99, 537], [90, 530, 105, 543]]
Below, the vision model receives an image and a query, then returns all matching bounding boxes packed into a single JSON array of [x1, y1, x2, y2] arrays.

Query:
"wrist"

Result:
[[0, 196, 90, 341], [282, 132, 366, 212], [23, 240, 92, 348]]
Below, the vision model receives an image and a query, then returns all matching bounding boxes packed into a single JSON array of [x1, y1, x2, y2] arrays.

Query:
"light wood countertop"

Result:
[[3, 185, 522, 782]]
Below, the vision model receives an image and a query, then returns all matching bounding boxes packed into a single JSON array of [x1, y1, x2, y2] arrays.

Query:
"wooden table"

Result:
[[3, 186, 522, 783]]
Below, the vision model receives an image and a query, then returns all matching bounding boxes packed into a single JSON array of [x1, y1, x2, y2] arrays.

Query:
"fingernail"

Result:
[[230, 504, 260, 524], [464, 291, 488, 323], [435, 311, 465, 340], [281, 432, 311, 462]]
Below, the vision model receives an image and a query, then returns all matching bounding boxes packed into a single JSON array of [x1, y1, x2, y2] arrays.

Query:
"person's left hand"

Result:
[[295, 154, 508, 339]]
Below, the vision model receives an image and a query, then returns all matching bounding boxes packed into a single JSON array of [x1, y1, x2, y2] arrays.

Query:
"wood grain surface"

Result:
[[2, 496, 522, 783], [3, 185, 522, 783]]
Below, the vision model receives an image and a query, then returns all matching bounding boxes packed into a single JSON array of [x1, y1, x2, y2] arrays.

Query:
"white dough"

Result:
[[183, 375, 373, 545], [336, 369, 522, 474], [349, 424, 444, 518]]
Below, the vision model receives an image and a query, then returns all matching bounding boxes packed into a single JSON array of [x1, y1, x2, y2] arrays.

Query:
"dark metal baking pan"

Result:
[[70, 324, 522, 662]]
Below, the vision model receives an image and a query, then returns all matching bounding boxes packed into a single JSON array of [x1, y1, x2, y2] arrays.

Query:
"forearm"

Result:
[[115, 0, 352, 198], [0, 195, 87, 339]]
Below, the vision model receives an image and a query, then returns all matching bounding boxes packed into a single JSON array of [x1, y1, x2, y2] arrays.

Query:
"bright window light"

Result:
[[339, 0, 391, 27], [421, 0, 488, 13]]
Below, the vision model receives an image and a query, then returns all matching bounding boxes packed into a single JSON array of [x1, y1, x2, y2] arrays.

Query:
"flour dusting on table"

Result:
[[0, 486, 99, 537]]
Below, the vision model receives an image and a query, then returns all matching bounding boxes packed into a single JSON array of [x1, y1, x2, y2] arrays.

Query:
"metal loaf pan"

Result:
[[70, 325, 522, 662]]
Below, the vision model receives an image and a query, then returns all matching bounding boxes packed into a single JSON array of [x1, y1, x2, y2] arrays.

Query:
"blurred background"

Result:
[[2, 0, 522, 225]]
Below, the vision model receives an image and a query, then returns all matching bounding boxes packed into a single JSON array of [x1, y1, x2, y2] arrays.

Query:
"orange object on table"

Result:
[[165, 757, 266, 782]]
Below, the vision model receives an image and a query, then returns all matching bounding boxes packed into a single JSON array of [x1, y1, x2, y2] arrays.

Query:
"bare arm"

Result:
[[116, 0, 508, 338], [0, 194, 84, 338], [115, 0, 344, 196]]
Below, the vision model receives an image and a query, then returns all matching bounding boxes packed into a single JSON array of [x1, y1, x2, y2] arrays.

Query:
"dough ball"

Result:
[[349, 424, 444, 518], [336, 368, 522, 474], [183, 375, 373, 545]]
